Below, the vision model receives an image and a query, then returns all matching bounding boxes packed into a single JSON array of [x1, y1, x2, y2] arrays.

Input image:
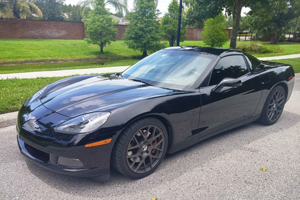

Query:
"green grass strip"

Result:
[[1, 39, 299, 64], [0, 73, 114, 114], [269, 58, 300, 73], [0, 59, 137, 74]]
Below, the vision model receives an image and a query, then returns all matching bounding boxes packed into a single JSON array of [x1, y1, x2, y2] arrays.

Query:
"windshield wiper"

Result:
[[110, 73, 123, 79], [131, 79, 153, 86]]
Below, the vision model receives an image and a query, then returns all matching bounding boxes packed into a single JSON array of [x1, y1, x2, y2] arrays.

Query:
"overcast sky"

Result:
[[64, 0, 250, 17]]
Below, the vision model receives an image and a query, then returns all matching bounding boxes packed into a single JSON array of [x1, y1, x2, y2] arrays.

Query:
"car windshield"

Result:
[[122, 49, 214, 90]]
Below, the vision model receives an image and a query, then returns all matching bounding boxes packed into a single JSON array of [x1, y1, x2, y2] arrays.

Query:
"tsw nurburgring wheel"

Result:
[[113, 118, 168, 179], [259, 85, 286, 125]]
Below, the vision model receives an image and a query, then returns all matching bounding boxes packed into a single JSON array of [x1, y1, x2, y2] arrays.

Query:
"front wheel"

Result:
[[113, 118, 168, 179], [259, 85, 286, 125]]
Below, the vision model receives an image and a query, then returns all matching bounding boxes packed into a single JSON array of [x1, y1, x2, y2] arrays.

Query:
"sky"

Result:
[[64, 0, 250, 17]]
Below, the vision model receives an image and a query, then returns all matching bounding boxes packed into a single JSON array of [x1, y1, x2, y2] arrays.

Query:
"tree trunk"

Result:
[[230, 0, 243, 49], [142, 50, 147, 57], [100, 43, 104, 53], [293, 16, 299, 42], [169, 40, 173, 47], [270, 34, 277, 44]]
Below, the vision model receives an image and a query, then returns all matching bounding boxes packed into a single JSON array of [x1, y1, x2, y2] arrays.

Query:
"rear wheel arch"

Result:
[[276, 82, 288, 98]]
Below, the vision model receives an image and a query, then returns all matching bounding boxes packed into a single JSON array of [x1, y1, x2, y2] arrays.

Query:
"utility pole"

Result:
[[176, 0, 183, 46]]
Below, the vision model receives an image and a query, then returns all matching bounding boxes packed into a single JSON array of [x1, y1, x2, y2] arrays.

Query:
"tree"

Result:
[[78, 0, 127, 19], [33, 0, 64, 21], [0, 0, 42, 19], [185, 0, 246, 49], [202, 14, 228, 47], [123, 0, 163, 57], [161, 0, 187, 47], [62, 4, 90, 21], [291, 0, 300, 41], [85, 0, 117, 53], [250, 0, 295, 44], [185, 0, 292, 49]]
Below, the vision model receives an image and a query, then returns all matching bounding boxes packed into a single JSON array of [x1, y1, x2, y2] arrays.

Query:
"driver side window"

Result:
[[209, 55, 249, 86]]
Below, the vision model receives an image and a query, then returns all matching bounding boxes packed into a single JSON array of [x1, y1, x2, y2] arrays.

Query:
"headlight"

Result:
[[28, 85, 48, 104], [55, 112, 110, 134]]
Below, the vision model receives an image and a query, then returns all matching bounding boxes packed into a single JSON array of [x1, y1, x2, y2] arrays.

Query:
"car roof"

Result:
[[165, 46, 243, 57]]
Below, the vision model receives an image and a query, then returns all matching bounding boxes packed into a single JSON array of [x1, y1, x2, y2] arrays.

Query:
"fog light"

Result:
[[57, 156, 84, 167]]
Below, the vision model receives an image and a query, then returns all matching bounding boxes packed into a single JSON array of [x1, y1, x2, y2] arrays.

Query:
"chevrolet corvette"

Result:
[[17, 47, 295, 181]]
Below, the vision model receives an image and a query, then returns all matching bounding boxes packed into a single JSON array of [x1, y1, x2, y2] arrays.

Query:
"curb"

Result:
[[0, 111, 18, 123], [0, 66, 129, 80]]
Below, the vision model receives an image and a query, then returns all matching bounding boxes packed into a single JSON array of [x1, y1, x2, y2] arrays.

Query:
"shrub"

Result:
[[236, 43, 283, 54], [202, 14, 228, 47]]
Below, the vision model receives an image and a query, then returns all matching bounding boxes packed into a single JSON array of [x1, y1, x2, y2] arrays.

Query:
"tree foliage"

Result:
[[78, 0, 128, 19], [249, 0, 296, 44], [84, 0, 117, 53], [161, 0, 187, 47], [185, 0, 247, 49], [33, 0, 64, 21], [62, 4, 90, 21], [123, 0, 163, 57], [0, 0, 43, 19], [290, 0, 300, 41], [202, 14, 228, 47]]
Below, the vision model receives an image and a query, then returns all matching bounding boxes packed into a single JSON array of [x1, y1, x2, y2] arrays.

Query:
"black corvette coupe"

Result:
[[17, 47, 295, 181]]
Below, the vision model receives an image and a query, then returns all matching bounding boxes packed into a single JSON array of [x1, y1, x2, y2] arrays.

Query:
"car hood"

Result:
[[39, 76, 175, 117]]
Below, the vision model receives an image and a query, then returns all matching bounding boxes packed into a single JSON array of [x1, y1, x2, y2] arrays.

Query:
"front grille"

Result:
[[24, 143, 49, 163]]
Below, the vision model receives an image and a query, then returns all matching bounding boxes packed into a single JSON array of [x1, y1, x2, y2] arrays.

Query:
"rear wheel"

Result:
[[259, 85, 286, 125], [113, 118, 168, 179]]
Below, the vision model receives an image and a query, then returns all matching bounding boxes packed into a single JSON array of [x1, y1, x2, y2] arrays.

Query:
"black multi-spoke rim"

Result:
[[267, 90, 285, 123], [126, 125, 165, 174]]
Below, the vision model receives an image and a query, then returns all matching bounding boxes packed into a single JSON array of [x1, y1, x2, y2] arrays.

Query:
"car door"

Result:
[[198, 55, 262, 136]]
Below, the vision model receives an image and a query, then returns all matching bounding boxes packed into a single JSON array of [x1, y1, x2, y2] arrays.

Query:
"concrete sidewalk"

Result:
[[0, 66, 129, 80], [259, 54, 300, 61]]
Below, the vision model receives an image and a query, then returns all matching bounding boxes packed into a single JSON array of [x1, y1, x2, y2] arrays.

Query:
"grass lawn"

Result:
[[0, 59, 137, 74], [1, 39, 299, 64], [0, 73, 113, 114], [0, 76, 66, 114], [269, 58, 300, 73], [0, 40, 142, 63]]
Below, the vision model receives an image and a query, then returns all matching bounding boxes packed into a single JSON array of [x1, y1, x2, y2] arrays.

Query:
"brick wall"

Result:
[[186, 28, 204, 40], [0, 19, 85, 39], [115, 25, 127, 40], [0, 19, 232, 41]]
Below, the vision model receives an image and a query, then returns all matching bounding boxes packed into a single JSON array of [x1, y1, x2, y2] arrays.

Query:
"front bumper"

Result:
[[17, 132, 113, 181]]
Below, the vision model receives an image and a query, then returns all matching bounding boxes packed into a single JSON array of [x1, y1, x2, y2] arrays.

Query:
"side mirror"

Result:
[[212, 78, 242, 93]]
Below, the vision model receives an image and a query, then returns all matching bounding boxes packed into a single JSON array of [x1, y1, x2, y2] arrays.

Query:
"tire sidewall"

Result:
[[260, 85, 286, 125]]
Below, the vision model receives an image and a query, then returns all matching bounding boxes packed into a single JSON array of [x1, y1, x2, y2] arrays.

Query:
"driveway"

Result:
[[0, 76, 299, 200]]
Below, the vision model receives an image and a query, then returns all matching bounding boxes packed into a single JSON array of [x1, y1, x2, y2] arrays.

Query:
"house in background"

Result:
[[111, 15, 129, 25]]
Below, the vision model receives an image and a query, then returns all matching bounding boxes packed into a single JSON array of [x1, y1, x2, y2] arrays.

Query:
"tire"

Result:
[[259, 85, 286, 125], [112, 118, 168, 179]]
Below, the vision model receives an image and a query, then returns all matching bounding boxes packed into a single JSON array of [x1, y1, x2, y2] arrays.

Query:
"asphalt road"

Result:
[[1, 76, 299, 200]]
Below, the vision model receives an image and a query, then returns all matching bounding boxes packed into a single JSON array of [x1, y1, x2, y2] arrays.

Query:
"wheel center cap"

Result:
[[142, 145, 148, 152]]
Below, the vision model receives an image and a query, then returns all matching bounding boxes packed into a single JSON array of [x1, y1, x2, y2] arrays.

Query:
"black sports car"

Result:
[[17, 47, 295, 181]]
